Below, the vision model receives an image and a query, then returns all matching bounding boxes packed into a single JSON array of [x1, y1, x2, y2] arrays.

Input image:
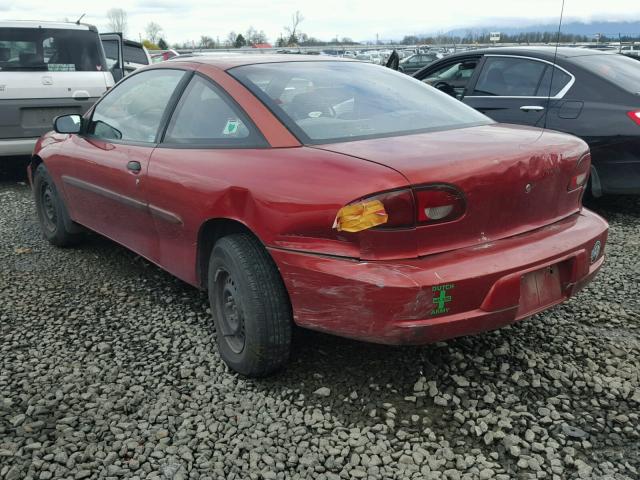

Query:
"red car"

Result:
[[29, 55, 608, 376]]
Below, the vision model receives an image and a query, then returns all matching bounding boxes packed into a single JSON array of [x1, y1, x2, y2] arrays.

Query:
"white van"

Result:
[[0, 21, 114, 156]]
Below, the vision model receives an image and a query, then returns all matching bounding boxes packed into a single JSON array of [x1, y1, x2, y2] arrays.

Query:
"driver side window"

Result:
[[422, 59, 479, 99], [88, 69, 185, 143]]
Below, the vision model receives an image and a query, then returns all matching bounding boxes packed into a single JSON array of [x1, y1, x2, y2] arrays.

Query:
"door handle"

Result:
[[127, 161, 141, 173], [520, 105, 545, 112], [72, 90, 91, 101]]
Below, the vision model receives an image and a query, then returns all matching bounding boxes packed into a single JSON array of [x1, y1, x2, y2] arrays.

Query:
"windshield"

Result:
[[573, 53, 640, 95], [0, 27, 107, 72], [230, 61, 491, 144]]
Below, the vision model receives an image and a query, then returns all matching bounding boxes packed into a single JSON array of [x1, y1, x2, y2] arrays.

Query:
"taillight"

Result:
[[333, 189, 414, 232], [627, 110, 640, 126], [368, 189, 415, 228], [568, 154, 591, 191], [333, 184, 465, 232], [415, 185, 466, 224]]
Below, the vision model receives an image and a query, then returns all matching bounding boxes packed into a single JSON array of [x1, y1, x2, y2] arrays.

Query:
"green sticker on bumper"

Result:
[[431, 283, 454, 315]]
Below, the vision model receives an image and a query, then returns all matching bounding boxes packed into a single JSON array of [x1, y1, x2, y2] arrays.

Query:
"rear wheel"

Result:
[[33, 164, 83, 247], [208, 233, 292, 377]]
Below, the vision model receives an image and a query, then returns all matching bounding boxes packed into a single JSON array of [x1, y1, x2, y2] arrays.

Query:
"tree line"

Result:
[[106, 8, 640, 51], [400, 31, 640, 45]]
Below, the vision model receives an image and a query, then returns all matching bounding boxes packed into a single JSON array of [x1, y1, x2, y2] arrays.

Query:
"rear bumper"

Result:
[[0, 138, 37, 157], [270, 209, 608, 345]]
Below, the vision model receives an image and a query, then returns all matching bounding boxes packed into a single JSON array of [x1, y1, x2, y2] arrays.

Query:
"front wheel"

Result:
[[33, 164, 83, 247], [208, 233, 292, 377]]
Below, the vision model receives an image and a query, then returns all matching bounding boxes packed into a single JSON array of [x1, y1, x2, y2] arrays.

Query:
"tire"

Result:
[[33, 163, 83, 247], [207, 233, 292, 377], [582, 177, 596, 207]]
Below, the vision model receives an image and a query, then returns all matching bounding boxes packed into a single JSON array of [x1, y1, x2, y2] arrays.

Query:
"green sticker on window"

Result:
[[431, 283, 454, 315], [223, 119, 239, 135]]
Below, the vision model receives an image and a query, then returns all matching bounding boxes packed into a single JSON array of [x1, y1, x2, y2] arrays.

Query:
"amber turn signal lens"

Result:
[[333, 200, 388, 232]]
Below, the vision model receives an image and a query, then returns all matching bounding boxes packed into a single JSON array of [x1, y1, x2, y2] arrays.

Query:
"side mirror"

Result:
[[54, 114, 82, 134]]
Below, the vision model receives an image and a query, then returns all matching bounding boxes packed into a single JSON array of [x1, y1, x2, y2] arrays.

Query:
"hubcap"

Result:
[[40, 183, 57, 232], [216, 270, 245, 354]]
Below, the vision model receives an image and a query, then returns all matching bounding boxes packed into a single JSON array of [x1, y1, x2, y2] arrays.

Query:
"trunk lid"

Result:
[[314, 124, 588, 259]]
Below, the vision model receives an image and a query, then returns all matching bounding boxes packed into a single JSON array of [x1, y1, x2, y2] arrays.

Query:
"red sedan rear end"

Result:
[[30, 56, 608, 376]]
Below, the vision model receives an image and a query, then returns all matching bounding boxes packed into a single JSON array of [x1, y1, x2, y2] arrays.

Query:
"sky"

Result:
[[3, 0, 640, 45]]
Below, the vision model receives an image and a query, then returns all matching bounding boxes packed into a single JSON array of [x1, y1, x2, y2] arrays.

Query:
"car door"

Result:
[[464, 55, 574, 127], [63, 68, 189, 259], [144, 73, 268, 283], [100, 33, 125, 82]]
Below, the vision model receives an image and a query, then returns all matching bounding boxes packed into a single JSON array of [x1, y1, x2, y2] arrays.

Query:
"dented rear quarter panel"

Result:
[[144, 146, 409, 285]]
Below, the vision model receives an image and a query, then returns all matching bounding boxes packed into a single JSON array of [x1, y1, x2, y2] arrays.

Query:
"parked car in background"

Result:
[[151, 49, 180, 63], [398, 53, 441, 74], [30, 55, 607, 376], [414, 47, 640, 196], [620, 45, 640, 59], [100, 33, 151, 80], [0, 20, 113, 157]]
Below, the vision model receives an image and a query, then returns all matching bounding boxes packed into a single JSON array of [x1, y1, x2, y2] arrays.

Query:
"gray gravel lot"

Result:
[[1, 163, 639, 480]]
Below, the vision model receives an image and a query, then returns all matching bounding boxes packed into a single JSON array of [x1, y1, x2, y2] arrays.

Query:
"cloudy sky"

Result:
[[3, 0, 640, 45]]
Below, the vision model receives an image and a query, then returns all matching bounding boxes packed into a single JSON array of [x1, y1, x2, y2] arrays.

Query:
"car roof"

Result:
[[168, 53, 356, 70], [0, 20, 95, 31], [447, 46, 617, 60]]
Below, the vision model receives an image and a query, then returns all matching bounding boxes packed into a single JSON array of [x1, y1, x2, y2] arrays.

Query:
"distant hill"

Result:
[[444, 20, 640, 38]]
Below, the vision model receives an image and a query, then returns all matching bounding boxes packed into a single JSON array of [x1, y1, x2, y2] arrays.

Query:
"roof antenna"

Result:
[[75, 13, 86, 25], [543, 0, 565, 129]]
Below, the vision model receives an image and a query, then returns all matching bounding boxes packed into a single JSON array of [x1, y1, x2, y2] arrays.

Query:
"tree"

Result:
[[199, 35, 215, 49], [284, 10, 304, 46], [157, 38, 168, 50], [142, 40, 159, 50], [106, 8, 128, 35], [234, 34, 246, 48], [245, 26, 267, 46], [225, 31, 237, 47], [145, 22, 163, 44]]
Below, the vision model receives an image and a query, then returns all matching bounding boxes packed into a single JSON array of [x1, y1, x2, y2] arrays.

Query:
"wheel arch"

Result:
[[29, 154, 44, 184], [31, 157, 84, 235], [196, 217, 272, 290]]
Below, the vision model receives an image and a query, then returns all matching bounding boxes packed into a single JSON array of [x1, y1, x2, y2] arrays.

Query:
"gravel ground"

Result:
[[1, 162, 639, 480]]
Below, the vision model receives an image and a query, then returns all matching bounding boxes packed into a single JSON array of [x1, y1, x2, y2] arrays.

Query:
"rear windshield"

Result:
[[572, 54, 640, 95], [230, 61, 491, 144], [0, 27, 106, 72], [124, 44, 149, 65]]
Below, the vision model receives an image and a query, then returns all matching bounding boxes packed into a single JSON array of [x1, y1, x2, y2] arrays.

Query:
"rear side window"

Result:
[[473, 57, 547, 96], [0, 27, 106, 72], [163, 75, 264, 147], [572, 54, 640, 95], [536, 66, 572, 97], [89, 69, 185, 143]]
